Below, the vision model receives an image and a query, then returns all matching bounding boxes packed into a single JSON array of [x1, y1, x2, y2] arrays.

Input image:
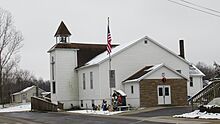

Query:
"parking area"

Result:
[[124, 106, 192, 117], [117, 106, 220, 124]]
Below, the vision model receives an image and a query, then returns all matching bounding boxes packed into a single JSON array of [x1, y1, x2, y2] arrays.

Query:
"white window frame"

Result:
[[83, 73, 86, 89], [190, 77, 193, 87], [51, 56, 55, 80], [81, 100, 83, 107], [90, 72, 93, 89], [131, 85, 134, 94], [52, 81, 56, 94]]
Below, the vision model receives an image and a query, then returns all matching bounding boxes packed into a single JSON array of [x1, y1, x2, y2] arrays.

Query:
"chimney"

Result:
[[179, 40, 185, 59]]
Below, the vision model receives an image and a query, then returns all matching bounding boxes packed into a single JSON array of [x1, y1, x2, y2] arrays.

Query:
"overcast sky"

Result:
[[1, 0, 220, 80]]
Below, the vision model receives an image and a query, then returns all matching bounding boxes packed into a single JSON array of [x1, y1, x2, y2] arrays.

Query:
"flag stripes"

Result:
[[107, 19, 112, 54]]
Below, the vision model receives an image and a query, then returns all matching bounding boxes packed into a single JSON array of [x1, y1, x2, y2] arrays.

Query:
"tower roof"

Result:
[[54, 21, 71, 37], [48, 42, 119, 68]]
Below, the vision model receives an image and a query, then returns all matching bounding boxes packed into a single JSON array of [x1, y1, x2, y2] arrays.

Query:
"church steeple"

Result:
[[54, 21, 71, 43]]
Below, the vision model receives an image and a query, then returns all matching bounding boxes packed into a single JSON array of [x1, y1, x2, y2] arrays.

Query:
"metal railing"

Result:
[[188, 80, 220, 110]]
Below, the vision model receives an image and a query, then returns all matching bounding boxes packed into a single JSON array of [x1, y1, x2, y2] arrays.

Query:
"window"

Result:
[[60, 36, 67, 42], [165, 87, 169, 96], [52, 81, 56, 94], [83, 73, 86, 89], [144, 37, 148, 44], [144, 40, 148, 44], [159, 88, 163, 96], [90, 72, 93, 89], [51, 56, 55, 80], [81, 100, 83, 107], [91, 100, 95, 107], [190, 77, 193, 87], [131, 85, 134, 94], [176, 70, 181, 73]]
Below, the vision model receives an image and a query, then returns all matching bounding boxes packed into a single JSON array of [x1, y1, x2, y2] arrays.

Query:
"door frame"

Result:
[[157, 85, 171, 105]]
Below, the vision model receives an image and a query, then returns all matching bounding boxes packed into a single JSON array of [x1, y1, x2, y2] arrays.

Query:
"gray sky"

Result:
[[1, 0, 220, 80]]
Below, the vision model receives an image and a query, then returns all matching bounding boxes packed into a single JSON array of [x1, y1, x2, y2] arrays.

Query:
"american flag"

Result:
[[107, 20, 112, 54]]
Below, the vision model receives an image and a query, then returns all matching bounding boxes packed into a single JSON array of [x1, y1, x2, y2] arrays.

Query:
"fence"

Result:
[[31, 96, 58, 112]]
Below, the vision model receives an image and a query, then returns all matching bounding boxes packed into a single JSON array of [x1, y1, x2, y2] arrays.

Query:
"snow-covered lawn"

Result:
[[68, 110, 123, 116], [173, 110, 220, 119], [0, 103, 31, 113], [0, 103, 123, 115]]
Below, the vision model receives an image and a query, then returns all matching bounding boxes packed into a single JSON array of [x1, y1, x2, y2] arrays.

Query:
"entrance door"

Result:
[[157, 85, 171, 105]]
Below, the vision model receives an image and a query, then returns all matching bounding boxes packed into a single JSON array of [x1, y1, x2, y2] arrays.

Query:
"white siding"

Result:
[[78, 66, 102, 108], [25, 87, 44, 102], [99, 62, 112, 102], [124, 66, 185, 107], [13, 94, 21, 103], [97, 38, 189, 101], [12, 87, 44, 103], [52, 37, 200, 108], [189, 76, 203, 97], [50, 49, 79, 109], [145, 66, 183, 79], [124, 82, 140, 107], [50, 51, 56, 103]]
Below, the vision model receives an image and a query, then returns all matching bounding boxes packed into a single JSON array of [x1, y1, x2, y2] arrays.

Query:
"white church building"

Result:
[[48, 22, 204, 109]]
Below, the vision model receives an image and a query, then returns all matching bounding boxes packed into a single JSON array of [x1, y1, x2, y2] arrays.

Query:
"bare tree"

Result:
[[213, 62, 220, 79], [0, 8, 23, 104], [196, 62, 215, 80]]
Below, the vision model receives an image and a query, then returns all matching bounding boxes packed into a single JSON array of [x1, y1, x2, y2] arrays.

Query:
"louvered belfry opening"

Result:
[[54, 21, 71, 43]]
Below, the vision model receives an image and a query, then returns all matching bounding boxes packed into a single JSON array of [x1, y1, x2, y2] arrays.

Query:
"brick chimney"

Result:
[[179, 40, 185, 59]]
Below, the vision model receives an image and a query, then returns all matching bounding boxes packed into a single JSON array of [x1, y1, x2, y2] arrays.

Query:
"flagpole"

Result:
[[109, 53, 112, 105], [107, 17, 112, 106]]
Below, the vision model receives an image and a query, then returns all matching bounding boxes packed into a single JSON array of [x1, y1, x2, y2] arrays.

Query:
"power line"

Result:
[[167, 0, 220, 18], [179, 0, 220, 14]]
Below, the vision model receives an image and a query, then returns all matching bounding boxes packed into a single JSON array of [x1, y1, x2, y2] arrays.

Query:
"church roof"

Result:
[[78, 36, 190, 69], [124, 65, 154, 81], [189, 64, 205, 76], [48, 42, 118, 68], [54, 21, 71, 37], [123, 64, 188, 83]]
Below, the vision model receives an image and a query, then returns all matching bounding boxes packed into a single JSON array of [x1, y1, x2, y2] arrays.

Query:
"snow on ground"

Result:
[[68, 110, 123, 115], [0, 103, 31, 113], [199, 113, 220, 119], [173, 110, 220, 119]]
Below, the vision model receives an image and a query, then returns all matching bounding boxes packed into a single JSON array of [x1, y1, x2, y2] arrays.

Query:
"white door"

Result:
[[157, 85, 171, 105]]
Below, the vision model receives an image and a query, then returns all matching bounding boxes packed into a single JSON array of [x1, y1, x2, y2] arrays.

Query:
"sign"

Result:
[[109, 70, 116, 88]]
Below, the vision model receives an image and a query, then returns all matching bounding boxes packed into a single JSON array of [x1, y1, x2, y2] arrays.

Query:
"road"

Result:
[[0, 107, 219, 124], [0, 115, 39, 124], [0, 111, 172, 124]]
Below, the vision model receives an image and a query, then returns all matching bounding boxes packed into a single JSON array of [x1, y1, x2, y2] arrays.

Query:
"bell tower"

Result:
[[54, 21, 71, 43], [50, 21, 79, 109]]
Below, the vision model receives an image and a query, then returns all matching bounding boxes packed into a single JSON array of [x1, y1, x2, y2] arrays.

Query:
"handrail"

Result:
[[189, 80, 220, 110], [188, 80, 220, 102]]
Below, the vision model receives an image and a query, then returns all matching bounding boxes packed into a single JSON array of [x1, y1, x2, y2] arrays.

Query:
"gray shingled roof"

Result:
[[189, 64, 205, 76]]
